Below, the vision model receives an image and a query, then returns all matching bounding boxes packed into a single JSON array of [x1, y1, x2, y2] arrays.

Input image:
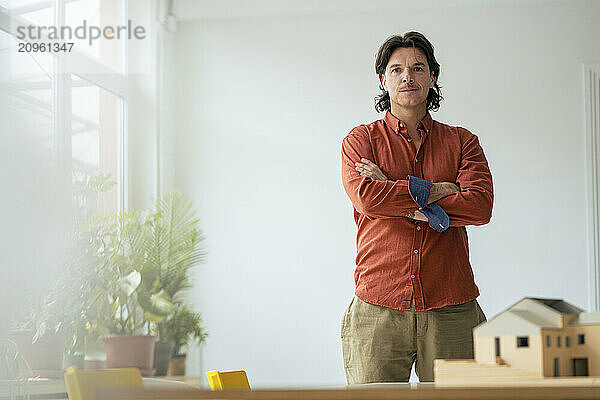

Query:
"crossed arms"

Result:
[[341, 126, 494, 227]]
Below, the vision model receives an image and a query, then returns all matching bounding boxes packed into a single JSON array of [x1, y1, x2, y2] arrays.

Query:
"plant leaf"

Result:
[[118, 270, 141, 297], [150, 289, 175, 315], [144, 311, 164, 323]]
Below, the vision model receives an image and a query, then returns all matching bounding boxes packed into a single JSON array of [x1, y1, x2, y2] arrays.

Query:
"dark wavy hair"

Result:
[[374, 32, 443, 113]]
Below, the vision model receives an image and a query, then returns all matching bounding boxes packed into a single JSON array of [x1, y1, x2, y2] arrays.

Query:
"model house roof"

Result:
[[531, 298, 583, 315], [474, 297, 585, 337]]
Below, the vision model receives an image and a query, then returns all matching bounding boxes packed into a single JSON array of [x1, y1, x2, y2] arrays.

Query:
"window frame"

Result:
[[516, 336, 529, 348], [0, 0, 129, 211]]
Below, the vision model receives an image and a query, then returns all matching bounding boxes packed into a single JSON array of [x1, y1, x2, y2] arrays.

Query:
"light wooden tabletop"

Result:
[[98, 385, 600, 400]]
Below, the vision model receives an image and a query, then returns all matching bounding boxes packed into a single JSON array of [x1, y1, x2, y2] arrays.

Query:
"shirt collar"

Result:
[[384, 110, 434, 135]]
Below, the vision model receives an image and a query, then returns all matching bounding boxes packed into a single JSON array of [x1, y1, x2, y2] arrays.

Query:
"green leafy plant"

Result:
[[34, 174, 116, 354], [157, 305, 207, 356], [35, 188, 207, 355], [92, 191, 206, 338], [142, 192, 206, 305], [90, 209, 175, 335], [141, 192, 208, 353]]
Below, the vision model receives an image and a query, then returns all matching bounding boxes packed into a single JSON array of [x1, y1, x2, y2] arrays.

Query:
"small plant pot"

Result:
[[166, 355, 186, 376], [153, 341, 175, 376], [104, 335, 156, 376]]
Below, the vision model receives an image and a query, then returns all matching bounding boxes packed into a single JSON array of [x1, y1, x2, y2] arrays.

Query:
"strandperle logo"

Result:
[[16, 19, 146, 45]]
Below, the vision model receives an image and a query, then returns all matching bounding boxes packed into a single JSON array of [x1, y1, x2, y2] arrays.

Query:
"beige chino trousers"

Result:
[[341, 295, 486, 384]]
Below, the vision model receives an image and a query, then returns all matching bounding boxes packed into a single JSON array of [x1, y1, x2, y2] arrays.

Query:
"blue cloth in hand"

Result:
[[420, 203, 450, 232]]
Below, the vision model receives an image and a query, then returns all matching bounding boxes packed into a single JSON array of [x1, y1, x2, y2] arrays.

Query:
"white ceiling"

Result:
[[171, 0, 580, 21]]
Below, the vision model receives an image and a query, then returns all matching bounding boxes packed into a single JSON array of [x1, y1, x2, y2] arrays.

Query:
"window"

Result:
[[0, 28, 54, 148], [557, 336, 562, 347], [7, 0, 53, 26], [71, 75, 121, 215], [546, 335, 551, 347], [65, 0, 123, 72], [517, 336, 529, 348], [566, 336, 570, 347], [1, 1, 127, 211], [578, 334, 585, 345], [495, 337, 500, 357]]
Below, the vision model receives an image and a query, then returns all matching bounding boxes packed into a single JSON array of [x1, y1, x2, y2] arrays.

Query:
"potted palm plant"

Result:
[[139, 192, 207, 375], [160, 305, 208, 376], [94, 191, 206, 376]]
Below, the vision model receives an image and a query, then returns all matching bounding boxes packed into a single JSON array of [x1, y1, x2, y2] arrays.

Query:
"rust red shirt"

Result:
[[341, 111, 494, 311]]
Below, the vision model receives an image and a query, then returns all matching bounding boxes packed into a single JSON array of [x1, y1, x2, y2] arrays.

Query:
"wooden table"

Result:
[[98, 385, 600, 400], [9, 377, 600, 400]]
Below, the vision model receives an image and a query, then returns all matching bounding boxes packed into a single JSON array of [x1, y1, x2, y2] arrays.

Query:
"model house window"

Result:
[[557, 336, 562, 347], [566, 336, 570, 347], [516, 336, 529, 347], [546, 335, 551, 347], [494, 337, 500, 357], [578, 334, 585, 345]]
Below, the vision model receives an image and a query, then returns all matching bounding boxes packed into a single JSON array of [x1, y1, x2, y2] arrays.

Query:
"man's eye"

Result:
[[391, 68, 400, 73], [414, 67, 423, 71]]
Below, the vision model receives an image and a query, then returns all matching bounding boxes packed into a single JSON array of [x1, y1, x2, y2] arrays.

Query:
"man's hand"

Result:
[[406, 210, 428, 222], [355, 157, 459, 222], [356, 158, 427, 222], [428, 182, 460, 204], [355, 158, 388, 181]]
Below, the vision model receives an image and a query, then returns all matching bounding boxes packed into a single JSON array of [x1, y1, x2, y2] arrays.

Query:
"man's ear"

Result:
[[380, 75, 387, 91]]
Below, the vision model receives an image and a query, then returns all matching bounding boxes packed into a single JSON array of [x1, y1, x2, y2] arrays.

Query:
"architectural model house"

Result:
[[435, 297, 600, 385], [473, 297, 599, 377]]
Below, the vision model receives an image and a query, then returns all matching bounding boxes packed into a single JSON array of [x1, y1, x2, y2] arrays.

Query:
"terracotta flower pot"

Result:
[[166, 355, 186, 376], [104, 335, 156, 376]]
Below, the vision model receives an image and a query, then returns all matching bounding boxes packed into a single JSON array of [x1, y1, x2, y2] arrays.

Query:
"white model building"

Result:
[[435, 297, 600, 385], [473, 297, 600, 377]]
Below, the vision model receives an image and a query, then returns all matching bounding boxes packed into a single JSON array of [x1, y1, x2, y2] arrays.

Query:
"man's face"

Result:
[[381, 47, 436, 111]]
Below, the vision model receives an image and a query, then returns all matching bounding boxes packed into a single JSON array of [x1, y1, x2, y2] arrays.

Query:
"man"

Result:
[[340, 32, 493, 384]]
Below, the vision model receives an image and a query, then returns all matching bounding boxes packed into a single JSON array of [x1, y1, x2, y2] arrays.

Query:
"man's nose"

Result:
[[401, 70, 414, 83]]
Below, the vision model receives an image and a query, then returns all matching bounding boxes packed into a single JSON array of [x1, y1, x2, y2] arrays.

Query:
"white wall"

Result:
[[162, 0, 600, 387]]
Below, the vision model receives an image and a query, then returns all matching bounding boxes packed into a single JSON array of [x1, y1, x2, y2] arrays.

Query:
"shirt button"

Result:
[[414, 249, 419, 254], [407, 138, 411, 142], [416, 226, 421, 231], [415, 158, 419, 163], [410, 274, 416, 279]]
